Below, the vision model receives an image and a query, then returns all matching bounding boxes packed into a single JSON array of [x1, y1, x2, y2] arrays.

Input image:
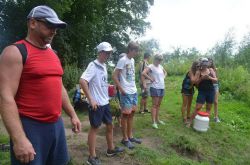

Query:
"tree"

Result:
[[235, 32, 250, 71], [209, 29, 236, 67], [0, 0, 154, 68]]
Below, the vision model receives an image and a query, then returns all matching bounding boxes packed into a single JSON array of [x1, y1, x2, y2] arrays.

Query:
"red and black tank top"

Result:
[[14, 40, 64, 123]]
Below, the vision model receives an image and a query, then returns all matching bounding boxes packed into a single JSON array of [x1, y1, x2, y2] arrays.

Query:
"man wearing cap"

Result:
[[80, 42, 124, 165], [0, 5, 81, 165]]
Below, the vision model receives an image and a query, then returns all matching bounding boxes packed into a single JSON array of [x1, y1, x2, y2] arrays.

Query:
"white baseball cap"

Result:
[[96, 42, 113, 52]]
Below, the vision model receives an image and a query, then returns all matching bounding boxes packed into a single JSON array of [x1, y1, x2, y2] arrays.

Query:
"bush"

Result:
[[63, 63, 83, 90], [164, 59, 192, 76], [219, 66, 250, 103]]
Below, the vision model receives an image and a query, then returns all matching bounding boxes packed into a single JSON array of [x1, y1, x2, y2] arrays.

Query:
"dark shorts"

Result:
[[181, 87, 194, 96], [88, 104, 112, 128], [150, 87, 165, 97], [196, 90, 215, 104], [11, 117, 69, 165]]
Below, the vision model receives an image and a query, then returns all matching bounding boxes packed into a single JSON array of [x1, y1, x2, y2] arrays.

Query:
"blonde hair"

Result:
[[154, 54, 163, 61]]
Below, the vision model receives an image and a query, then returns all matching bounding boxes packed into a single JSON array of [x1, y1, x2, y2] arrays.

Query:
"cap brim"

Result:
[[45, 18, 67, 29], [104, 48, 113, 52]]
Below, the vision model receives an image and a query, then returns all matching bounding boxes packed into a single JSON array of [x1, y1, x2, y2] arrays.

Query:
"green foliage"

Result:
[[235, 32, 250, 71], [62, 63, 82, 90], [209, 29, 236, 68], [219, 66, 250, 104], [164, 59, 193, 76], [0, 0, 154, 68]]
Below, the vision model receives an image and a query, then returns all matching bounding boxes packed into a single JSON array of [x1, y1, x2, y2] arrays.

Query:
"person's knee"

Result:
[[106, 124, 113, 132], [121, 113, 129, 119]]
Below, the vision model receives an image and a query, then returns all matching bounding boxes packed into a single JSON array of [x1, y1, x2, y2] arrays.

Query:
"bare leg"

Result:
[[106, 123, 115, 150], [144, 97, 148, 110], [139, 97, 146, 112], [151, 96, 158, 123], [214, 91, 219, 118], [187, 95, 193, 119], [88, 127, 98, 157], [156, 96, 163, 122], [127, 110, 135, 138], [181, 94, 188, 122], [206, 103, 212, 115], [121, 114, 128, 141]]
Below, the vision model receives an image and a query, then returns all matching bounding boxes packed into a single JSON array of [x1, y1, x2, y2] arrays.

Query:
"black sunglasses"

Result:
[[36, 19, 57, 29]]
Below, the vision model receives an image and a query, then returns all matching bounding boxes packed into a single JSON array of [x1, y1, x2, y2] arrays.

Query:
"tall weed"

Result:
[[219, 66, 250, 104], [63, 63, 83, 90]]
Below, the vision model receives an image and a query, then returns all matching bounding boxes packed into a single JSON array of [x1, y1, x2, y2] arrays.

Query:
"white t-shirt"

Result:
[[148, 64, 165, 89], [80, 60, 109, 106], [115, 54, 137, 94]]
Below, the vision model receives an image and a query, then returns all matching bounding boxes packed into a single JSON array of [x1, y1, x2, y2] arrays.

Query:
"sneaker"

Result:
[[106, 147, 125, 157], [129, 137, 142, 144], [144, 109, 150, 113], [158, 120, 166, 125], [214, 117, 221, 123], [86, 156, 101, 165], [152, 123, 158, 129], [139, 111, 145, 114], [121, 139, 135, 149]]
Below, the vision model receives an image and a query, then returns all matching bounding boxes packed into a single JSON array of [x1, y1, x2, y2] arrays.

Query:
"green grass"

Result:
[[131, 75, 250, 165], [1, 75, 250, 164]]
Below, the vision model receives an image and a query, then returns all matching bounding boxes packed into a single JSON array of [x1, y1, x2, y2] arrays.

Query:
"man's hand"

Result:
[[13, 137, 36, 164], [90, 99, 98, 111], [71, 116, 81, 133], [119, 88, 126, 96]]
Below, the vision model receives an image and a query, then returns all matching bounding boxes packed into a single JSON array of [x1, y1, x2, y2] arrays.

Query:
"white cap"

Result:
[[200, 57, 208, 62], [96, 42, 113, 52]]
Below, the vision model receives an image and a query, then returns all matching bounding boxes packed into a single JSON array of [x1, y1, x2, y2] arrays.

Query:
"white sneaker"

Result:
[[158, 120, 166, 125], [152, 123, 158, 129], [214, 117, 221, 123]]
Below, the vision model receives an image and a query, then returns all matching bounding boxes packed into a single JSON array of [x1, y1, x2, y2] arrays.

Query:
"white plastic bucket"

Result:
[[193, 111, 210, 132]]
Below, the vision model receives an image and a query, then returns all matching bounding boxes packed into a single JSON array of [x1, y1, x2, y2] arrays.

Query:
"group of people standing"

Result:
[[181, 57, 220, 127], [0, 5, 221, 165]]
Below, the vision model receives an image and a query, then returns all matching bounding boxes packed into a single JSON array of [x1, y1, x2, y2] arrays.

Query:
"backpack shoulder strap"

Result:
[[13, 43, 27, 65]]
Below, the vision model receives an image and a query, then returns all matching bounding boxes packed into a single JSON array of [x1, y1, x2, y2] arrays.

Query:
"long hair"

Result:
[[208, 58, 216, 70], [191, 60, 199, 75]]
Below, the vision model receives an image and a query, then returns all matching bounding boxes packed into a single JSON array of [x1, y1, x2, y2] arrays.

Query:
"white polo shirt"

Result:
[[115, 54, 137, 94], [80, 60, 109, 106]]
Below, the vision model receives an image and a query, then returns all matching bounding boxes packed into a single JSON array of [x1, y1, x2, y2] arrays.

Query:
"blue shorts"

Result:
[[120, 93, 138, 114], [10, 117, 69, 165], [196, 90, 215, 104], [150, 87, 165, 97], [88, 104, 112, 128]]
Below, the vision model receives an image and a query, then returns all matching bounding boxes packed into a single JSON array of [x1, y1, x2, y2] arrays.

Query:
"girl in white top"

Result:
[[142, 54, 167, 129]]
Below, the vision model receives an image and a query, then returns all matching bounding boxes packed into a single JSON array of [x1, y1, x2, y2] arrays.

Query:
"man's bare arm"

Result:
[[0, 45, 35, 163]]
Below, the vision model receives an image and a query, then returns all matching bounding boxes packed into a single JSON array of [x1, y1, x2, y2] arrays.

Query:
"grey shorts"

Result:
[[213, 83, 219, 92]]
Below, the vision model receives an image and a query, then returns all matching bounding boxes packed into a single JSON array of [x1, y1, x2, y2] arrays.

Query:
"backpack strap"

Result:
[[13, 43, 27, 65]]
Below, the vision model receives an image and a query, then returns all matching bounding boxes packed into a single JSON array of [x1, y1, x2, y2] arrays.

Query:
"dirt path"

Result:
[[63, 116, 159, 165], [0, 115, 160, 165]]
